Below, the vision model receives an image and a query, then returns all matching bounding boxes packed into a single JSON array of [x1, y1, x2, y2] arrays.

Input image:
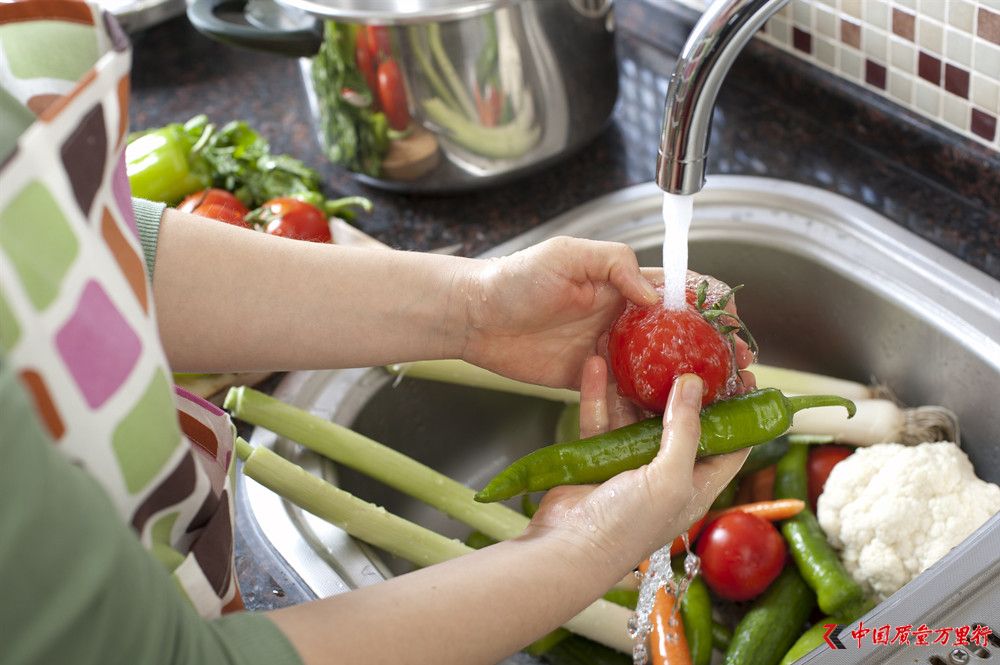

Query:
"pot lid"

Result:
[[273, 0, 520, 24]]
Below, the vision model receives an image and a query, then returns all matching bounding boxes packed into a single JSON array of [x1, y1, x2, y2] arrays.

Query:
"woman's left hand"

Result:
[[460, 236, 660, 388]]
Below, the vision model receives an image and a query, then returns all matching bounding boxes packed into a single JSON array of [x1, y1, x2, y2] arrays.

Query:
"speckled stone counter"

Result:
[[128, 0, 999, 611]]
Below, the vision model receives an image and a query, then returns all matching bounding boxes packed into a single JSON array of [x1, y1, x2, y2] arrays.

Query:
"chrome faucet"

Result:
[[656, 0, 791, 195]]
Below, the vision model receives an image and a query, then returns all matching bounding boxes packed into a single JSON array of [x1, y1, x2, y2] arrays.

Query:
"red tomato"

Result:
[[377, 59, 411, 131], [366, 26, 392, 63], [178, 188, 250, 228], [608, 286, 737, 411], [258, 198, 331, 243], [696, 511, 786, 601], [355, 29, 379, 106], [807, 445, 854, 510]]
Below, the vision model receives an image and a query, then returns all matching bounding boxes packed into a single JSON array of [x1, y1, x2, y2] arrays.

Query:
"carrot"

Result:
[[638, 560, 693, 665], [668, 517, 705, 557], [705, 498, 805, 524]]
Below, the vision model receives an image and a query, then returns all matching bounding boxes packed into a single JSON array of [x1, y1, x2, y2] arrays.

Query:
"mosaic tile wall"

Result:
[[666, 0, 1000, 151]]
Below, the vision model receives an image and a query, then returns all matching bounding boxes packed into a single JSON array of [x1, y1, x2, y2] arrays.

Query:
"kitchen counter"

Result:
[[130, 1, 999, 278], [128, 1, 999, 610]]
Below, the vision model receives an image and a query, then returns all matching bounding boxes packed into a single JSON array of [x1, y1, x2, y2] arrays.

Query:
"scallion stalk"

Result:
[[236, 438, 633, 653], [386, 359, 580, 403], [749, 364, 875, 400], [788, 399, 959, 444]]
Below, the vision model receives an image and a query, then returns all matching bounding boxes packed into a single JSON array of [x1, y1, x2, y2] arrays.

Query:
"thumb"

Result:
[[646, 374, 704, 492]]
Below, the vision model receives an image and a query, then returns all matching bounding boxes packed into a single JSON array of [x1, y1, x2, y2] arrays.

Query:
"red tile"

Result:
[[971, 108, 997, 141], [865, 60, 887, 89], [793, 27, 812, 53], [978, 7, 1000, 46], [841, 19, 861, 48], [892, 8, 915, 41], [918, 51, 941, 85], [944, 64, 970, 98]]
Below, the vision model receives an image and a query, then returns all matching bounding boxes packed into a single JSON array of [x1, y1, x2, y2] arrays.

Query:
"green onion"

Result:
[[749, 364, 873, 400], [235, 438, 633, 653], [787, 399, 958, 445], [226, 386, 530, 542], [386, 360, 579, 403]]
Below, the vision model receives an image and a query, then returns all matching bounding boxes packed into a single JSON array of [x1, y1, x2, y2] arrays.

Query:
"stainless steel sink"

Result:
[[242, 176, 1000, 664]]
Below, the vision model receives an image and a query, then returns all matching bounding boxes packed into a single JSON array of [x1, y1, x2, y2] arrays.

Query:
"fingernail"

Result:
[[680, 374, 703, 407], [641, 280, 659, 304]]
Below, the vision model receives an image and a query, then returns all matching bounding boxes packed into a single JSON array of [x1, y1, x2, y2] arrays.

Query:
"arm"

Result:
[[267, 373, 747, 665], [152, 209, 476, 372], [150, 210, 660, 381]]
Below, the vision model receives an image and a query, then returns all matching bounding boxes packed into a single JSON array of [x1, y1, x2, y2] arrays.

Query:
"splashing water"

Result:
[[661, 193, 694, 310], [630, 534, 703, 664]]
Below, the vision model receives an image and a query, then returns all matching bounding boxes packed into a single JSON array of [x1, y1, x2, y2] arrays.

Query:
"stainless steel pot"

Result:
[[188, 0, 618, 192]]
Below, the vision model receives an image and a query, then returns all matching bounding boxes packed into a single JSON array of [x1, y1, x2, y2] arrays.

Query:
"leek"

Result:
[[750, 364, 874, 400], [788, 399, 959, 445], [236, 438, 633, 653], [226, 386, 530, 542], [386, 359, 579, 403]]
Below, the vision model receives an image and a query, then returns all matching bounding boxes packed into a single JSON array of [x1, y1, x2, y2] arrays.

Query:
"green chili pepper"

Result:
[[773, 445, 868, 617], [474, 389, 855, 503], [126, 126, 208, 204], [680, 574, 713, 665]]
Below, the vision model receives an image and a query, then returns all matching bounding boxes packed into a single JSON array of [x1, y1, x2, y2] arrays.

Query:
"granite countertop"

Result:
[[127, 0, 998, 610]]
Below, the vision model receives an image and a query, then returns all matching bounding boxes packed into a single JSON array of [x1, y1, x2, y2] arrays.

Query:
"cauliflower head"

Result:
[[817, 441, 1000, 600]]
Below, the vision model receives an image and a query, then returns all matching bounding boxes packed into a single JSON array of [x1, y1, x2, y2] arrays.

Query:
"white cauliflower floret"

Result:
[[817, 441, 1000, 600]]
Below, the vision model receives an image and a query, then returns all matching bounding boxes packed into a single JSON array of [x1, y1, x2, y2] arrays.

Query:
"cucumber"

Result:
[[780, 617, 836, 665], [681, 575, 714, 665], [724, 566, 816, 665], [712, 621, 733, 652]]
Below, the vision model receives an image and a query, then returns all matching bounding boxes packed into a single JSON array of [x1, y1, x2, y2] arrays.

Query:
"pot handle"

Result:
[[187, 0, 323, 58]]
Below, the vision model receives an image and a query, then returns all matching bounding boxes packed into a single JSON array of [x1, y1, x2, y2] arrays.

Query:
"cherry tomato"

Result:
[[355, 29, 379, 106], [807, 445, 854, 510], [178, 188, 250, 228], [608, 286, 737, 411], [366, 26, 392, 63], [696, 511, 786, 601], [258, 198, 331, 243], [377, 59, 411, 131]]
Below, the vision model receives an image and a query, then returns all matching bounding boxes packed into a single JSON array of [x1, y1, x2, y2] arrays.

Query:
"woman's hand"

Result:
[[460, 236, 660, 389], [460, 236, 754, 390], [522, 361, 749, 576]]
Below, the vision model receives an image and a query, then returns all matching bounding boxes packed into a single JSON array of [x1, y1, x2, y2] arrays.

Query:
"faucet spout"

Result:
[[656, 0, 790, 195]]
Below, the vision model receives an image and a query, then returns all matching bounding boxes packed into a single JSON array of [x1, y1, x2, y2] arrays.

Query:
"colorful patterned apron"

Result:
[[0, 0, 242, 617]]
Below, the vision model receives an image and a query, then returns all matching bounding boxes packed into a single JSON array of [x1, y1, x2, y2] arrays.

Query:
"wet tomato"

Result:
[[608, 285, 737, 411], [256, 198, 331, 243], [696, 511, 786, 601], [377, 59, 411, 131], [808, 445, 854, 510], [178, 188, 250, 228]]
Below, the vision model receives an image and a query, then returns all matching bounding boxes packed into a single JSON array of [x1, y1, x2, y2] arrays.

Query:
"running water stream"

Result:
[[628, 192, 700, 664]]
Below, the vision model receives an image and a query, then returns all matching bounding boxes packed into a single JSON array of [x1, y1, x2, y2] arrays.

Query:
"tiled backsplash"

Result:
[[668, 0, 1000, 151]]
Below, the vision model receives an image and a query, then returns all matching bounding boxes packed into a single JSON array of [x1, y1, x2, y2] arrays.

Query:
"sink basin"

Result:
[[242, 176, 1000, 663]]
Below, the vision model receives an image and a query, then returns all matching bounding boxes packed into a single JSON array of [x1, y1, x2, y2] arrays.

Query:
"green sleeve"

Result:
[[132, 197, 168, 279], [0, 362, 304, 665]]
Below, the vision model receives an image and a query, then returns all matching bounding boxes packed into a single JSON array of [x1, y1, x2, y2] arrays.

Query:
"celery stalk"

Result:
[[386, 359, 580, 403], [236, 438, 633, 653], [426, 24, 477, 120], [226, 387, 530, 542]]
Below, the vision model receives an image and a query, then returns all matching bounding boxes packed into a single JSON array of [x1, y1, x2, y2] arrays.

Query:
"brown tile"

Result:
[[866, 60, 887, 89], [971, 108, 997, 140], [978, 7, 1000, 46], [841, 19, 861, 48], [944, 64, 970, 98], [793, 27, 812, 53], [892, 8, 915, 41], [918, 51, 941, 84]]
